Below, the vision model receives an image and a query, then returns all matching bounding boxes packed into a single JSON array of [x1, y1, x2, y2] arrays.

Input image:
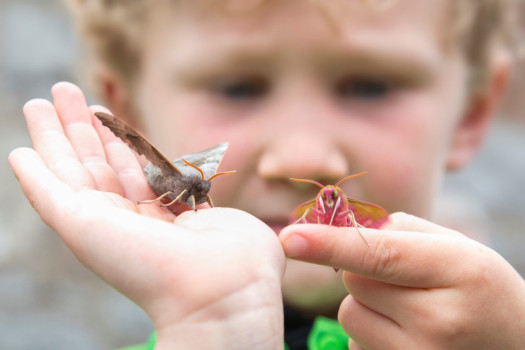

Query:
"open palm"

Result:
[[9, 82, 285, 348]]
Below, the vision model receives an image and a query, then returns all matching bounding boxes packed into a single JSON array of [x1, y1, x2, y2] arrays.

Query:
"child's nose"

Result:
[[257, 130, 348, 183]]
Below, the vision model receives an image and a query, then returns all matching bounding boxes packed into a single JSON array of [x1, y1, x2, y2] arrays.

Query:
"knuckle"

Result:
[[365, 236, 402, 278], [429, 307, 473, 343]]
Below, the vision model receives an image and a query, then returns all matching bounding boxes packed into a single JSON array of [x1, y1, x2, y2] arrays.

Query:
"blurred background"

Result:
[[0, 0, 524, 349]]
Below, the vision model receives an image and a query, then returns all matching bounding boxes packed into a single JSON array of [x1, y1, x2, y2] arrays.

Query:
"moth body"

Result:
[[313, 186, 352, 226], [144, 163, 212, 208], [290, 173, 390, 271], [94, 112, 234, 212], [290, 173, 389, 229]]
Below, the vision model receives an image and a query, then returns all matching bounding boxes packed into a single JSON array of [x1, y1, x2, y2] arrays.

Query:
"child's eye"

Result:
[[214, 77, 269, 101], [335, 77, 391, 100]]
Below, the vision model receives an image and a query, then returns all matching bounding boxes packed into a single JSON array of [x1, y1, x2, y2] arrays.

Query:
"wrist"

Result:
[[154, 280, 284, 350]]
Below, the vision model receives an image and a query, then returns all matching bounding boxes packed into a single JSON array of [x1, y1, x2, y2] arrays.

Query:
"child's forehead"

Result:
[[142, 0, 453, 76], [155, 0, 450, 29], [148, 0, 452, 55]]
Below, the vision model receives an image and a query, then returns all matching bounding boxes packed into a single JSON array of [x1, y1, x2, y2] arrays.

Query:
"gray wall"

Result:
[[1, 1, 524, 349], [1, 1, 153, 349]]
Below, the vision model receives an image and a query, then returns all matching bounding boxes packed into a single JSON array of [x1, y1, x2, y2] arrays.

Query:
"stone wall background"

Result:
[[1, 1, 153, 349], [1, 1, 524, 349]]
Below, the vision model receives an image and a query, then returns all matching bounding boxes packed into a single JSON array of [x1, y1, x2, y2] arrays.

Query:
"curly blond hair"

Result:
[[66, 0, 518, 93]]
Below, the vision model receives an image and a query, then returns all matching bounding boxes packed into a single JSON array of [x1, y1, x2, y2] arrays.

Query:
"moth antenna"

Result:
[[335, 172, 368, 187], [208, 170, 237, 181], [289, 178, 325, 189], [182, 158, 205, 180]]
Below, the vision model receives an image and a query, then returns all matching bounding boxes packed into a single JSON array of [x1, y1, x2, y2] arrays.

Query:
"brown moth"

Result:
[[95, 111, 235, 210]]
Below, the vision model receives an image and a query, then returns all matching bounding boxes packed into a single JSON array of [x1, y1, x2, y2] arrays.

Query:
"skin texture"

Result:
[[8, 0, 525, 348]]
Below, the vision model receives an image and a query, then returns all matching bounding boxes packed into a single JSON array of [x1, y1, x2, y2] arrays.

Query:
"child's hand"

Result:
[[280, 213, 525, 349], [9, 82, 286, 350]]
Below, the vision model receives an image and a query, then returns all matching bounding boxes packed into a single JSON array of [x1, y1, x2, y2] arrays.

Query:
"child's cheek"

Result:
[[372, 159, 441, 217]]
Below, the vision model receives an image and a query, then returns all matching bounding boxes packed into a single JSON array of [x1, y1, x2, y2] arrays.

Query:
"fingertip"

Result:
[[8, 146, 31, 158], [8, 147, 31, 169], [279, 230, 308, 258], [51, 82, 89, 112], [382, 212, 460, 237], [381, 212, 415, 229], [23, 98, 53, 114], [279, 224, 378, 271], [89, 105, 112, 115], [8, 148, 44, 193], [279, 224, 332, 258], [383, 211, 433, 230], [51, 81, 81, 95], [278, 224, 311, 242], [389, 211, 412, 220]]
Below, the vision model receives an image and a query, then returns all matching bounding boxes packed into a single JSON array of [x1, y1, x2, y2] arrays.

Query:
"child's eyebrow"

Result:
[[324, 47, 439, 84], [171, 36, 441, 85], [320, 34, 443, 81]]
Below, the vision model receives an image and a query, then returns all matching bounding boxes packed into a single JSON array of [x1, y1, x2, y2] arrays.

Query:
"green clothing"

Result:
[[116, 332, 156, 350], [117, 316, 349, 350]]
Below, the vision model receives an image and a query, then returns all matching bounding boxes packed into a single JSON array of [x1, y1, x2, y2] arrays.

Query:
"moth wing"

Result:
[[346, 198, 390, 228], [173, 142, 229, 179], [290, 198, 318, 224], [95, 112, 182, 176]]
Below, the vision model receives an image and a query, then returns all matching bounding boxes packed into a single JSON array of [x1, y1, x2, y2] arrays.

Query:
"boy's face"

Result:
[[123, 0, 485, 310], [135, 0, 468, 220]]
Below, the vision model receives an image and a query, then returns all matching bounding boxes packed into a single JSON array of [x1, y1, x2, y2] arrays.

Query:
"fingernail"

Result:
[[281, 234, 307, 258]]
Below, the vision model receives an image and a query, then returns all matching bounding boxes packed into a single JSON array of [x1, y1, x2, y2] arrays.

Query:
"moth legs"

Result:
[[293, 207, 313, 224], [205, 195, 214, 208], [138, 191, 175, 205], [138, 189, 189, 208], [162, 189, 189, 208], [178, 194, 214, 211], [346, 210, 369, 246], [138, 191, 215, 211]]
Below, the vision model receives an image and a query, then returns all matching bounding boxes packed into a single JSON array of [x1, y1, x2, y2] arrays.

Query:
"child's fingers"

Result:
[[24, 98, 95, 190], [90, 106, 158, 203], [342, 273, 406, 318], [338, 294, 404, 349], [52, 82, 104, 160], [341, 272, 445, 327], [279, 215, 475, 287], [51, 82, 123, 193], [8, 147, 176, 283], [8, 147, 74, 232], [347, 339, 365, 350], [383, 212, 463, 236]]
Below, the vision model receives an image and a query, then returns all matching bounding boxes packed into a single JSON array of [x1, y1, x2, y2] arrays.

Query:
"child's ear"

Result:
[[446, 53, 510, 171], [94, 66, 141, 128]]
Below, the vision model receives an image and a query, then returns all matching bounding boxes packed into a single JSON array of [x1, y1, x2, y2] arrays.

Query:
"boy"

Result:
[[9, 0, 525, 348]]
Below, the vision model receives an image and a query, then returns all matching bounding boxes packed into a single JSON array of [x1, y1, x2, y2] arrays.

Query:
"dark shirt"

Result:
[[284, 306, 315, 350]]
